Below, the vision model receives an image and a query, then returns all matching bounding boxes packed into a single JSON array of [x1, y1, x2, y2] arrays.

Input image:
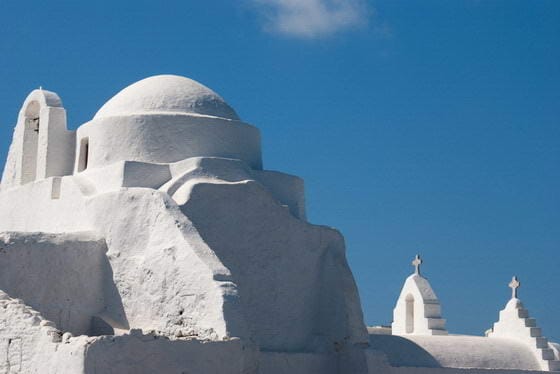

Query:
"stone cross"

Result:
[[509, 276, 520, 299], [412, 254, 422, 276]]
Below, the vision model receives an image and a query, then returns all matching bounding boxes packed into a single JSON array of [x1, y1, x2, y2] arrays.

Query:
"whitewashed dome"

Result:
[[94, 75, 239, 120]]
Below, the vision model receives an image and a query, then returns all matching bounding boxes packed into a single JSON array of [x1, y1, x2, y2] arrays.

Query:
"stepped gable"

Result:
[[489, 276, 560, 372]]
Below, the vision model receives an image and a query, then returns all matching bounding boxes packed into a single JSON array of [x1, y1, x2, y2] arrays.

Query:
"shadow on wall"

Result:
[[97, 250, 129, 334], [0, 232, 127, 336], [181, 181, 363, 352], [84, 334, 253, 374], [368, 335, 442, 368]]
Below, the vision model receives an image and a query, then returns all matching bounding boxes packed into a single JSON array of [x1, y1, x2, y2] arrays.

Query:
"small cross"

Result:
[[509, 276, 520, 299], [39, 86, 43, 90], [412, 254, 422, 275]]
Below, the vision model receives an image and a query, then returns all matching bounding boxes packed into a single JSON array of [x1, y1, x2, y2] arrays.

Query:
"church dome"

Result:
[[94, 75, 240, 120]]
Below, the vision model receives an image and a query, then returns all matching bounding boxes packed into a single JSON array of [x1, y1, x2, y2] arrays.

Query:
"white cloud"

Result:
[[251, 0, 372, 39]]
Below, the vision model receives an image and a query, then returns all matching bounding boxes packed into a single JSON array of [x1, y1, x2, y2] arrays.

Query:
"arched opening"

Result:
[[21, 101, 41, 184], [405, 294, 415, 334], [77, 137, 90, 172]]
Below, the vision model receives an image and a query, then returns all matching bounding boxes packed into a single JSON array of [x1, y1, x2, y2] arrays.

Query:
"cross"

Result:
[[509, 276, 520, 299], [412, 254, 422, 275]]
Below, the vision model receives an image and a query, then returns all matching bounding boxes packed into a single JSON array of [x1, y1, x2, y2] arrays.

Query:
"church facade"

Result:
[[0, 75, 557, 373]]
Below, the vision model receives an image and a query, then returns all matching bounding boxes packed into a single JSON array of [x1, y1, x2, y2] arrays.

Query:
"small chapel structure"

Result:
[[368, 255, 560, 373], [0, 75, 557, 373]]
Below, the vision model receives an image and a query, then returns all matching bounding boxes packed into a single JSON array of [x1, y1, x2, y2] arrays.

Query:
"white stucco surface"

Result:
[[0, 232, 108, 336], [94, 75, 240, 120], [83, 334, 257, 374], [489, 298, 560, 371], [392, 273, 448, 336], [369, 334, 542, 371], [0, 290, 87, 374], [1, 89, 74, 190], [76, 113, 262, 170], [0, 74, 557, 373]]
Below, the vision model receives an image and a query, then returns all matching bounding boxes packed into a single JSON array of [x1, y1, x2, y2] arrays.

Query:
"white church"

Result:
[[0, 75, 557, 373]]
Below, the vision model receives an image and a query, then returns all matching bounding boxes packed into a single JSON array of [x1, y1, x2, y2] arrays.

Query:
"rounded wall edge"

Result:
[[252, 170, 306, 221], [75, 114, 262, 171]]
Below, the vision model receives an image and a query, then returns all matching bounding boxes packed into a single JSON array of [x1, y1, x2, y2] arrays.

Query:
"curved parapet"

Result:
[[75, 114, 262, 172], [161, 157, 305, 220]]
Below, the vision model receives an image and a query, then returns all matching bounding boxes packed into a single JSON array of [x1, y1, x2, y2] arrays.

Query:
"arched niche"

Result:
[[20, 100, 41, 184], [405, 294, 415, 334]]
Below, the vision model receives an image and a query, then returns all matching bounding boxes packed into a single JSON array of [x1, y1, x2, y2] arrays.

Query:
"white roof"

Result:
[[369, 333, 542, 371], [94, 75, 239, 120]]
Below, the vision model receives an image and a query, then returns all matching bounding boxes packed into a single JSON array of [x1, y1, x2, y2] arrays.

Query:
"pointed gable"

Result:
[[391, 255, 448, 336]]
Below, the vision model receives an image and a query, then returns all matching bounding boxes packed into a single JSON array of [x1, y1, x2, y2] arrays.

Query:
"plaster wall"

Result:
[[182, 179, 368, 352], [253, 169, 306, 220], [0, 291, 87, 374], [77, 161, 171, 194], [35, 107, 75, 180], [75, 114, 262, 171], [83, 334, 257, 374], [257, 352, 337, 374], [84, 188, 241, 338], [163, 157, 305, 220], [0, 177, 91, 233], [0, 232, 109, 335], [0, 157, 322, 344], [84, 334, 350, 374], [77, 162, 366, 352]]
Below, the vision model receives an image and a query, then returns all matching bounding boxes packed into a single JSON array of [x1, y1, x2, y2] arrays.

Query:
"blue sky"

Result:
[[1, 1, 559, 340]]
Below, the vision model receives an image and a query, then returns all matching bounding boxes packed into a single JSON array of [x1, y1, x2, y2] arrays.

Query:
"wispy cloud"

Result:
[[250, 0, 372, 39]]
